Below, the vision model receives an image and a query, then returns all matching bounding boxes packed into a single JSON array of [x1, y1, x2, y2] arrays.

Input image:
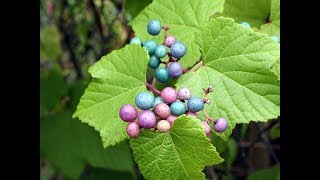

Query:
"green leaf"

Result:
[[270, 122, 280, 139], [260, 0, 280, 36], [270, 58, 280, 79], [175, 17, 280, 141], [130, 0, 225, 68], [246, 164, 280, 180], [40, 25, 62, 61], [68, 80, 89, 112], [221, 0, 271, 27], [130, 115, 223, 180], [73, 45, 149, 147], [40, 112, 134, 179], [80, 168, 134, 180], [125, 0, 153, 18]]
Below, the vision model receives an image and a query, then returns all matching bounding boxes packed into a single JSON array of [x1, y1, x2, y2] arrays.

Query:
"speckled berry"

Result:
[[126, 122, 141, 138], [165, 36, 176, 47], [153, 96, 164, 107], [119, 104, 138, 122], [129, 37, 142, 46], [186, 111, 198, 118], [166, 115, 177, 125], [187, 97, 204, 112], [170, 101, 186, 116], [157, 120, 171, 132], [155, 45, 167, 58], [153, 103, 171, 119], [143, 40, 157, 55], [201, 121, 211, 135], [177, 87, 191, 100], [240, 22, 251, 28], [155, 67, 170, 83], [214, 118, 228, 132], [135, 92, 155, 110], [170, 41, 186, 59], [147, 20, 161, 36], [149, 55, 160, 69], [161, 87, 177, 104], [168, 62, 183, 78], [138, 110, 157, 129]]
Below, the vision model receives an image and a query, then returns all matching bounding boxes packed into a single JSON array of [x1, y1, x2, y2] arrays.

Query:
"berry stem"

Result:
[[202, 109, 214, 122], [189, 60, 203, 72], [145, 82, 161, 95]]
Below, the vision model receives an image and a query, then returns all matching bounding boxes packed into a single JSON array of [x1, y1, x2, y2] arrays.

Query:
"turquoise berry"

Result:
[[187, 97, 204, 112], [129, 37, 142, 46], [153, 96, 164, 107], [155, 67, 170, 83], [240, 22, 251, 28], [155, 45, 167, 58], [149, 55, 160, 69], [143, 40, 157, 55], [170, 101, 186, 116], [147, 20, 162, 36], [271, 35, 280, 43], [170, 41, 186, 59], [135, 92, 155, 110]]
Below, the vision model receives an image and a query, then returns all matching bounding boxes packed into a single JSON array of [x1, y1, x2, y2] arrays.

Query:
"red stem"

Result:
[[145, 83, 161, 95]]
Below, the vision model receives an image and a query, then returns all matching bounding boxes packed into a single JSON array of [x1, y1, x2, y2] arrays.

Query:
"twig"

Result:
[[145, 83, 161, 95], [189, 60, 203, 72]]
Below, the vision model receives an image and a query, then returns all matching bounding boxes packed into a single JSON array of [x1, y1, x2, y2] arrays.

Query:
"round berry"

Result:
[[126, 122, 141, 138], [166, 115, 177, 125], [153, 96, 164, 107], [138, 110, 157, 128], [165, 36, 176, 47], [186, 111, 198, 118], [177, 87, 191, 100], [149, 55, 160, 69], [155, 67, 170, 83], [144, 40, 157, 55], [168, 62, 183, 78], [119, 104, 138, 122], [240, 22, 251, 28], [201, 121, 211, 135], [187, 97, 204, 112], [170, 41, 186, 59], [129, 37, 142, 46], [135, 92, 155, 110], [153, 103, 171, 119], [271, 35, 280, 43], [214, 118, 228, 132], [170, 101, 186, 116], [161, 87, 177, 104], [147, 20, 161, 36], [157, 120, 171, 132], [155, 45, 167, 58]]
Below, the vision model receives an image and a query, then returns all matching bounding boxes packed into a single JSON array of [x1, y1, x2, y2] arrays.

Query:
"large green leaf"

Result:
[[175, 17, 280, 141], [221, 0, 271, 27], [246, 164, 280, 180], [125, 0, 153, 18], [130, 115, 223, 180], [73, 45, 149, 147], [40, 112, 134, 179], [260, 0, 280, 36], [130, 0, 225, 68]]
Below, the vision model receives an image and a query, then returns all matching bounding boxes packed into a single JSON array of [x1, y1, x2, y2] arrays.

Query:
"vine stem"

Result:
[[202, 109, 214, 122], [189, 60, 203, 72], [145, 83, 161, 95]]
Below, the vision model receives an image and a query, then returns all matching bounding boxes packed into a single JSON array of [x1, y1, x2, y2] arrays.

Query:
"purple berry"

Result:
[[161, 87, 178, 104], [157, 120, 171, 132], [138, 110, 157, 129], [201, 121, 211, 134], [153, 103, 171, 119], [165, 36, 176, 47], [166, 115, 177, 125], [177, 87, 191, 100], [186, 111, 198, 118], [119, 104, 138, 122], [168, 62, 183, 78], [214, 118, 228, 132], [126, 122, 141, 138]]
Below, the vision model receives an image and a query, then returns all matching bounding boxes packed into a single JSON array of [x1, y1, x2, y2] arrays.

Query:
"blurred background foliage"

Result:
[[40, 0, 280, 179]]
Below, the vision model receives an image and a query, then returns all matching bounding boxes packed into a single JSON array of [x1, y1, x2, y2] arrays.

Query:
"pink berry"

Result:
[[201, 121, 211, 134], [119, 104, 138, 122], [214, 118, 228, 132], [126, 122, 140, 138], [177, 87, 191, 100], [157, 120, 171, 132], [166, 115, 177, 125], [186, 111, 198, 118], [161, 87, 177, 104], [165, 36, 176, 47], [153, 103, 171, 119], [138, 110, 156, 128]]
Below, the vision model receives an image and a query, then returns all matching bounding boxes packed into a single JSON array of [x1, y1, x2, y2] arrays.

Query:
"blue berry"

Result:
[[168, 62, 183, 78], [170, 101, 186, 116], [240, 22, 251, 28], [129, 37, 142, 46], [144, 40, 157, 55], [270, 35, 280, 43], [187, 97, 204, 112], [147, 20, 161, 36], [170, 41, 186, 59], [155, 45, 167, 58], [149, 55, 160, 69], [135, 92, 155, 110], [155, 67, 170, 83], [153, 96, 164, 107]]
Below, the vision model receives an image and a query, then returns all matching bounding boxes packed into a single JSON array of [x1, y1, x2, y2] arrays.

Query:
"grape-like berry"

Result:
[[201, 121, 211, 135], [126, 122, 141, 138], [170, 101, 186, 116], [149, 55, 160, 69], [186, 111, 198, 118], [168, 62, 183, 78], [144, 40, 157, 55], [165, 36, 176, 47], [138, 110, 157, 128], [153, 103, 171, 119], [161, 87, 178, 104], [157, 120, 171, 132], [166, 115, 177, 125], [187, 97, 204, 112], [119, 104, 138, 122], [214, 118, 228, 132], [177, 87, 191, 100], [155, 67, 170, 83], [155, 45, 167, 58], [135, 92, 155, 110], [170, 41, 186, 59], [240, 22, 251, 28], [129, 37, 142, 46], [147, 20, 161, 36], [153, 96, 164, 107]]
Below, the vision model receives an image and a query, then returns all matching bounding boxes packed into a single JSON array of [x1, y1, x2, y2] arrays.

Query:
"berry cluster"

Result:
[[240, 21, 280, 43], [129, 20, 187, 83]]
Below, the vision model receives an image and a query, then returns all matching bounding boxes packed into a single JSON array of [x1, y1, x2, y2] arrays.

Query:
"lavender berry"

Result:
[[201, 121, 211, 135], [177, 87, 191, 100], [157, 120, 171, 132], [168, 62, 183, 78], [153, 103, 171, 119], [138, 110, 157, 129], [119, 104, 138, 122], [170, 41, 186, 59], [126, 122, 141, 138], [214, 118, 228, 132], [164, 36, 176, 47], [161, 87, 178, 104], [166, 115, 177, 125]]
